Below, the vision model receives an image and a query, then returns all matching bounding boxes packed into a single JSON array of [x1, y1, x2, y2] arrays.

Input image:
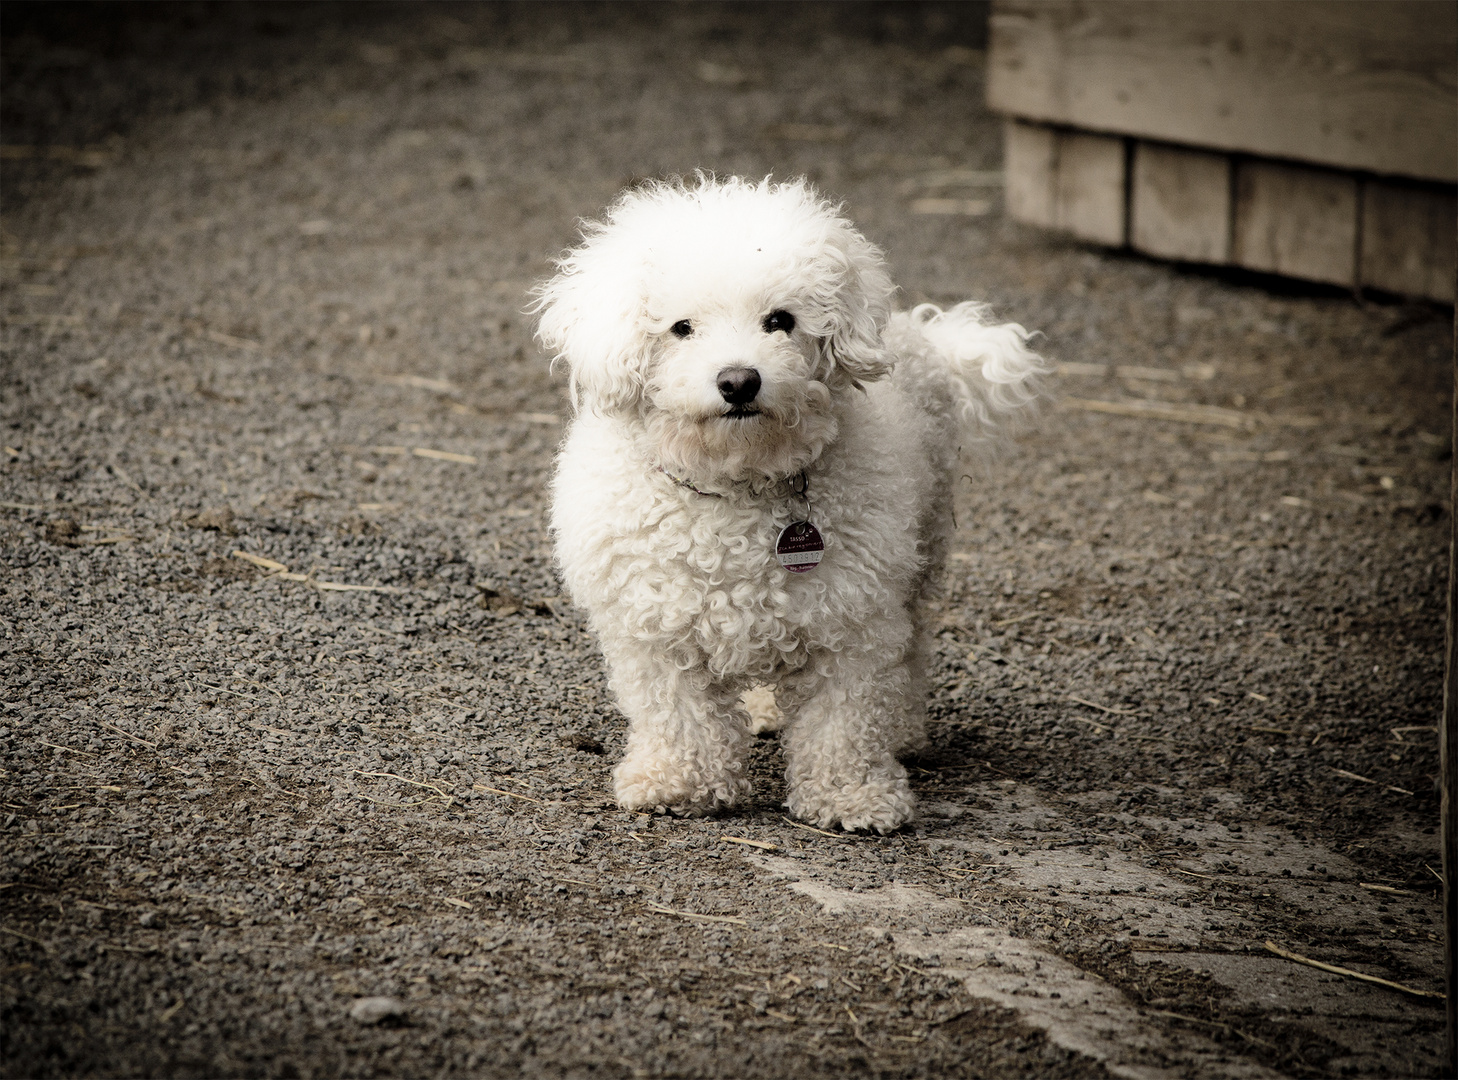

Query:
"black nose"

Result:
[[716, 366, 761, 405]]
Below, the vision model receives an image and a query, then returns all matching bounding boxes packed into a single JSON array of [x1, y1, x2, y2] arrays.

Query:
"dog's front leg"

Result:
[[603, 641, 750, 816], [781, 648, 918, 834]]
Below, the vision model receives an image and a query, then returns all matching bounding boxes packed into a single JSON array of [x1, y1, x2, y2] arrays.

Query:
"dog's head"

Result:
[[534, 176, 895, 482]]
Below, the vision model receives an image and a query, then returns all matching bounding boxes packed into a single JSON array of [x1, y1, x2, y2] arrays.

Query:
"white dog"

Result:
[[535, 175, 1044, 833]]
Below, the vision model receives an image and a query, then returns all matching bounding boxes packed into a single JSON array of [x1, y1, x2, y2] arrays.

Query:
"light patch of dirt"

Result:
[[758, 855, 1282, 1080]]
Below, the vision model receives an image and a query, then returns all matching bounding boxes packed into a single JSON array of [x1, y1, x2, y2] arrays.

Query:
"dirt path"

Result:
[[1, 5, 1450, 1077]]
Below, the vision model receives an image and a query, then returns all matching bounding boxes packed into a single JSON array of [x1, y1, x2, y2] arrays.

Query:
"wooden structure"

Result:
[[988, 1, 1457, 302]]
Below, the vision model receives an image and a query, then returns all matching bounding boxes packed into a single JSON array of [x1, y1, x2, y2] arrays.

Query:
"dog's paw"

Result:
[[614, 753, 750, 817], [740, 684, 784, 735], [787, 765, 916, 834]]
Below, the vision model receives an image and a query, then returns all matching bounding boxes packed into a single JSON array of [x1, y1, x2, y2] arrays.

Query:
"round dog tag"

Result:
[[776, 521, 824, 573]]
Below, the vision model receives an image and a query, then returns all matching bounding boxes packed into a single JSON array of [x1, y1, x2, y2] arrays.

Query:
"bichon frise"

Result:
[[535, 175, 1045, 833]]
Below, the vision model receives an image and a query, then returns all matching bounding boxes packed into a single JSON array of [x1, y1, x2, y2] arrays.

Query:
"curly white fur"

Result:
[[535, 175, 1046, 833]]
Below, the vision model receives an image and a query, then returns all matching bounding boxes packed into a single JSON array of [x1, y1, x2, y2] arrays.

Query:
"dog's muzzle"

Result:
[[716, 366, 761, 408]]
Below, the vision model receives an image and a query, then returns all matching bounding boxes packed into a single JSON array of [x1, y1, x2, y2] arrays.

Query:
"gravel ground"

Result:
[[1, 4, 1452, 1077]]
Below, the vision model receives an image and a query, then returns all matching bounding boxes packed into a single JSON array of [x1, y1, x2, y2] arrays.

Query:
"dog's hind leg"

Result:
[[740, 684, 784, 735], [603, 641, 751, 816], [897, 527, 950, 758], [895, 562, 944, 759]]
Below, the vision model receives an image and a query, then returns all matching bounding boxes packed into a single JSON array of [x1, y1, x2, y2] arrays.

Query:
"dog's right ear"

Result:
[[533, 264, 647, 414]]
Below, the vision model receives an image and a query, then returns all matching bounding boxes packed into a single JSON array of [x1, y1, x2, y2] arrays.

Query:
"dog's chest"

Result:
[[585, 483, 921, 673], [553, 410, 932, 674]]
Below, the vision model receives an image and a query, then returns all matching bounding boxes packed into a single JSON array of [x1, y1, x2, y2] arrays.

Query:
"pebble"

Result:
[[349, 996, 405, 1025]]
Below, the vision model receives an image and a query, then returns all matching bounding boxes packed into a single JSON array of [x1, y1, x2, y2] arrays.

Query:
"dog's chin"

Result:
[[646, 404, 838, 485]]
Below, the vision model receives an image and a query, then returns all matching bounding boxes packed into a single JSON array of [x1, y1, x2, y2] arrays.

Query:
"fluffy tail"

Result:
[[901, 301, 1049, 439]]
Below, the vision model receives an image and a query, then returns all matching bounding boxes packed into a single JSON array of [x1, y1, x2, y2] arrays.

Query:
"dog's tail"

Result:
[[896, 301, 1049, 440]]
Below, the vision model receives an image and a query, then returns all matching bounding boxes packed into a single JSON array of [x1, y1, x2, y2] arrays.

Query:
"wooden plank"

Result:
[[1055, 130, 1125, 246], [1131, 143, 1230, 264], [1003, 119, 1057, 229], [1004, 122, 1127, 245], [988, 0, 1458, 184], [1232, 161, 1357, 287], [1361, 180, 1457, 303]]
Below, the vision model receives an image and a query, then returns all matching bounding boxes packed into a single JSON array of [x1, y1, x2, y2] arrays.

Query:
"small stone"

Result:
[[44, 518, 80, 545], [475, 586, 522, 616], [349, 996, 405, 1025], [562, 733, 604, 755], [138, 910, 157, 927], [190, 507, 237, 533]]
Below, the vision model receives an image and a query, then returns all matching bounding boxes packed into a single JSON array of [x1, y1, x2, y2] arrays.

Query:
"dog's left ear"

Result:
[[821, 226, 895, 387]]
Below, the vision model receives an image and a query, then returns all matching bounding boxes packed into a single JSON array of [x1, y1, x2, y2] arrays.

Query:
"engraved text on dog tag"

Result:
[[776, 521, 824, 573]]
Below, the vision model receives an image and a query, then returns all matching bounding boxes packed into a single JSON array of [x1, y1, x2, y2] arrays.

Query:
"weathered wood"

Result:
[[1002, 116, 1454, 303], [1131, 143, 1230, 264], [988, 0, 1458, 184], [1003, 119, 1057, 229], [1055, 130, 1125, 245], [1361, 180, 1457, 303], [1233, 161, 1358, 287], [1003, 121, 1127, 245]]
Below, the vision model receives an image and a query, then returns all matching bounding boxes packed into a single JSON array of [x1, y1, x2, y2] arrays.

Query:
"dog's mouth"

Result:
[[720, 405, 762, 419]]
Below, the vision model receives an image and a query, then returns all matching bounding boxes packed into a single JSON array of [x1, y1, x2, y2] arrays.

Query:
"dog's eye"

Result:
[[670, 320, 693, 338], [763, 310, 796, 334]]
